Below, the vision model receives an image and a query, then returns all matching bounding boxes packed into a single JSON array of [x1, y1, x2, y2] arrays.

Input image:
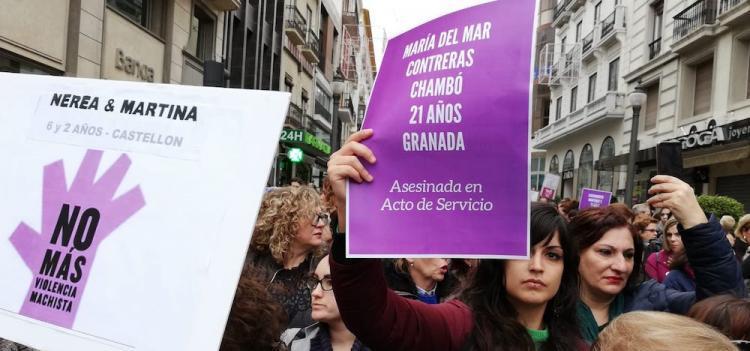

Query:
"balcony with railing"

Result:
[[598, 6, 626, 48], [567, 0, 585, 12], [717, 0, 750, 27], [532, 92, 625, 149], [301, 30, 320, 63], [581, 30, 596, 62], [284, 6, 306, 45], [553, 0, 572, 28], [649, 37, 662, 60], [672, 0, 719, 52], [537, 43, 580, 86], [286, 102, 304, 127], [337, 86, 356, 125]]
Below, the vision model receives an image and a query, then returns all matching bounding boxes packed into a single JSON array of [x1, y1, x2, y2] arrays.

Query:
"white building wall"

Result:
[[540, 0, 750, 201]]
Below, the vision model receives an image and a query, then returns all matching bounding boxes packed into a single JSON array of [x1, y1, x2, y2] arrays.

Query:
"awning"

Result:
[[683, 142, 750, 168]]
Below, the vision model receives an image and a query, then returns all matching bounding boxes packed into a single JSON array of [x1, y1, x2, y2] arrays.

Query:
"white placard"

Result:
[[0, 73, 290, 351], [539, 173, 561, 200]]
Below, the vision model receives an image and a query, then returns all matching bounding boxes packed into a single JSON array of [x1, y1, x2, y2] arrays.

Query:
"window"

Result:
[[562, 150, 575, 198], [306, 6, 313, 32], [693, 59, 713, 115], [594, 2, 601, 23], [649, 1, 663, 59], [186, 4, 215, 61], [597, 137, 615, 192], [577, 144, 594, 197], [301, 89, 310, 117], [531, 157, 546, 191], [284, 74, 293, 92], [644, 83, 659, 130], [0, 55, 54, 75], [107, 0, 165, 36], [588, 73, 597, 103], [570, 86, 578, 112], [549, 155, 559, 174], [556, 96, 563, 121], [576, 21, 582, 42], [542, 98, 551, 127], [608, 58, 619, 91], [561, 36, 567, 52], [652, 1, 663, 41]]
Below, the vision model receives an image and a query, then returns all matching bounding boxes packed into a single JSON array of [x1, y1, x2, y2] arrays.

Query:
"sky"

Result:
[[362, 0, 494, 67]]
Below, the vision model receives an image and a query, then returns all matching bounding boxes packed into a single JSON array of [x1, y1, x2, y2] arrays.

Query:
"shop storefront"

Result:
[[275, 129, 332, 188], [599, 117, 750, 207], [670, 118, 750, 211]]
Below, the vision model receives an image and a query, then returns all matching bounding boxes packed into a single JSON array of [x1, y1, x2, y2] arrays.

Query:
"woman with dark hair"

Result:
[[570, 175, 746, 344], [220, 267, 287, 351], [324, 130, 583, 350], [687, 294, 750, 343]]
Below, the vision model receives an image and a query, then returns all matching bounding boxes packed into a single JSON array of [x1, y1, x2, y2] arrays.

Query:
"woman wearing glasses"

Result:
[[324, 130, 583, 351], [246, 185, 331, 329], [282, 255, 372, 351], [634, 213, 661, 261]]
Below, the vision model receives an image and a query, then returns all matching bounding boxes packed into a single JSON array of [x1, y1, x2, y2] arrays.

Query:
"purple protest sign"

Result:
[[10, 149, 145, 328], [347, 1, 535, 258], [578, 188, 613, 210]]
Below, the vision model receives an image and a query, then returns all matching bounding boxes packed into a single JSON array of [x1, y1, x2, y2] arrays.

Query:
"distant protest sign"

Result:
[[539, 173, 561, 201], [0, 73, 289, 351], [579, 188, 613, 210], [347, 1, 536, 258]]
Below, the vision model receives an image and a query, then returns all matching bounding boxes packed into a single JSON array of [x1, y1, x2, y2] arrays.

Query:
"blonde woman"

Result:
[[247, 185, 329, 329], [592, 311, 737, 351], [734, 214, 750, 263], [384, 258, 457, 304]]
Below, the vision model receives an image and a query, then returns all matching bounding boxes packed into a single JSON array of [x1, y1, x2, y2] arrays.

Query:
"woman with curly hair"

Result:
[[247, 185, 329, 329]]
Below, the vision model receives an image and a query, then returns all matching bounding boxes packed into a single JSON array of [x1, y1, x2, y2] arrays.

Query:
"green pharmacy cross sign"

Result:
[[288, 148, 304, 163], [280, 129, 332, 155]]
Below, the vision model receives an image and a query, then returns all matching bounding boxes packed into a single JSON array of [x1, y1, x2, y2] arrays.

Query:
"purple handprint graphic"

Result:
[[10, 149, 145, 328]]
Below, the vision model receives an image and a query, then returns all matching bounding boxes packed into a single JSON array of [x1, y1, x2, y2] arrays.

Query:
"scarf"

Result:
[[576, 294, 625, 344]]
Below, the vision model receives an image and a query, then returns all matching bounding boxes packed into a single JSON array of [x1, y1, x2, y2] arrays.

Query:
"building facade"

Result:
[[1, 0, 238, 84], [531, 0, 558, 192], [228, 0, 375, 187], [536, 0, 750, 210], [337, 0, 376, 146]]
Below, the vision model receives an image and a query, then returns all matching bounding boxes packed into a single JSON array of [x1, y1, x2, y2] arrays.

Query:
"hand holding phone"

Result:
[[656, 142, 683, 178]]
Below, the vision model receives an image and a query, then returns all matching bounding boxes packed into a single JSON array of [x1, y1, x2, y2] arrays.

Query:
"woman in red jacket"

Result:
[[326, 130, 583, 351]]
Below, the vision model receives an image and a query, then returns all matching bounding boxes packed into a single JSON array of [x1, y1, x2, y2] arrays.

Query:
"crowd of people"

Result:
[[217, 129, 750, 350], [3, 129, 750, 351]]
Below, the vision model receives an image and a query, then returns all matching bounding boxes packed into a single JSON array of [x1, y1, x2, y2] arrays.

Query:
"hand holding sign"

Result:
[[327, 129, 376, 233]]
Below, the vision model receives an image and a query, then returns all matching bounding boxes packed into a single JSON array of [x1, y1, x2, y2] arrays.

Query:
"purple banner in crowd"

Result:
[[347, 1, 535, 258], [579, 188, 613, 210]]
